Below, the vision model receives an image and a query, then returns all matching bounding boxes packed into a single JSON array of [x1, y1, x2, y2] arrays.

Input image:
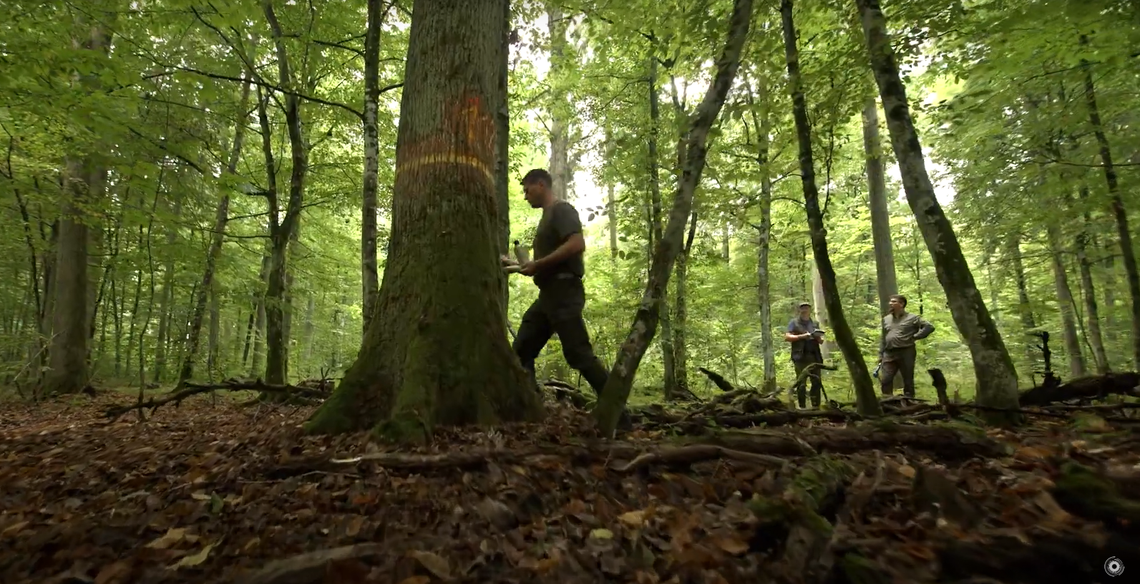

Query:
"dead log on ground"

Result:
[[1018, 372, 1140, 407], [698, 367, 736, 392], [805, 423, 1002, 460], [104, 379, 329, 421]]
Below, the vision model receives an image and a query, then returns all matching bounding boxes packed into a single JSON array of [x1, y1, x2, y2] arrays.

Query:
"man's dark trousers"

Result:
[[792, 358, 823, 408], [513, 274, 609, 395], [880, 345, 917, 397]]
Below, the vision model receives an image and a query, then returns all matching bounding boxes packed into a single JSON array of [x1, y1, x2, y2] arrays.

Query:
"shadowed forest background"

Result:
[[3, 0, 1140, 582], [3, 0, 1137, 405]]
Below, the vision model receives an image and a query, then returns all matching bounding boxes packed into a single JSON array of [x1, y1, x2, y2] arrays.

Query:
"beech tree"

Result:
[[306, 0, 541, 439], [855, 0, 1021, 423]]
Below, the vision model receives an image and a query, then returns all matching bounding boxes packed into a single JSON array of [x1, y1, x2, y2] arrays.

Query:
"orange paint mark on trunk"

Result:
[[395, 92, 498, 188]]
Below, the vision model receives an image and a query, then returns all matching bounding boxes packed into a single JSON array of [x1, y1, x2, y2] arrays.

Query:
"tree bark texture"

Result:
[[262, 2, 308, 386], [673, 212, 698, 397], [746, 75, 776, 392], [862, 98, 897, 315], [306, 0, 541, 439], [783, 0, 880, 416], [594, 0, 753, 435], [361, 0, 388, 337], [857, 0, 1021, 422], [1079, 41, 1140, 371], [1075, 187, 1109, 374], [546, 1, 572, 201], [42, 17, 115, 395], [1046, 225, 1086, 378]]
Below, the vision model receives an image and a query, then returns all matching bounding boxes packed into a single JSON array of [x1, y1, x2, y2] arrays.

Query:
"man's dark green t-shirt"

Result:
[[532, 200, 585, 286]]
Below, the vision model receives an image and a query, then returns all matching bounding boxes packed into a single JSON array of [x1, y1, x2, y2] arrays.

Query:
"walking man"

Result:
[[784, 302, 826, 409], [878, 294, 935, 398], [510, 169, 611, 400]]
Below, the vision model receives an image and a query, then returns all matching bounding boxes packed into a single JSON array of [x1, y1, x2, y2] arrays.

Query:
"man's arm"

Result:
[[784, 320, 809, 343], [915, 317, 935, 340]]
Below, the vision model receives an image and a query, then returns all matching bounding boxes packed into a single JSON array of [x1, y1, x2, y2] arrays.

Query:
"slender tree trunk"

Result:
[[546, 1, 572, 200], [178, 75, 251, 385], [306, 0, 542, 439], [1047, 225, 1086, 378], [857, 0, 1020, 423], [745, 75, 777, 392], [208, 285, 220, 381], [302, 294, 317, 365], [644, 55, 677, 398], [152, 199, 182, 383], [783, 0, 879, 415], [594, 0, 753, 434], [810, 261, 834, 361], [1076, 187, 1109, 373], [1080, 38, 1140, 371], [261, 3, 309, 386], [361, 0, 388, 336], [864, 99, 900, 392], [673, 212, 698, 397], [863, 98, 899, 308], [1008, 233, 1037, 369]]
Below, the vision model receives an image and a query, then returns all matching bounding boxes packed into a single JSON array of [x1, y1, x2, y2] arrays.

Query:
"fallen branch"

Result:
[[244, 543, 385, 584], [612, 444, 789, 472], [104, 379, 328, 421], [1019, 372, 1140, 407]]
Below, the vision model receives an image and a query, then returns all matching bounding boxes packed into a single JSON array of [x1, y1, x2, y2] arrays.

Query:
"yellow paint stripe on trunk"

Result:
[[396, 152, 494, 185]]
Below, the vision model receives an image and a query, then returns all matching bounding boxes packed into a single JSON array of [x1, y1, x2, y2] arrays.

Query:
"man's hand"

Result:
[[519, 260, 539, 276]]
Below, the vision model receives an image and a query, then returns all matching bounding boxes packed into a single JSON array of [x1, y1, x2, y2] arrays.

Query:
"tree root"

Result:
[[104, 379, 328, 421]]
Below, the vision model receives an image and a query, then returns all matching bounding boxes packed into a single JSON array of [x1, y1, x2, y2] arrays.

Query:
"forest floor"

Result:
[[2, 383, 1140, 584]]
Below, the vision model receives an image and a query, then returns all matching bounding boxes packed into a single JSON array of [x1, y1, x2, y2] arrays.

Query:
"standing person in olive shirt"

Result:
[[878, 294, 935, 397], [511, 169, 610, 400]]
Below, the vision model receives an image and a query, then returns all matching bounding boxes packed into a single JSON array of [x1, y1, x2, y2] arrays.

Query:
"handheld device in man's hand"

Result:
[[513, 240, 530, 264]]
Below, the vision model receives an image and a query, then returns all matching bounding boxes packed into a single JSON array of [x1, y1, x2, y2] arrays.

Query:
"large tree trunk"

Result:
[[673, 212, 698, 397], [43, 17, 114, 395], [1047, 225, 1086, 378], [178, 74, 252, 386], [361, 0, 387, 337], [1075, 187, 1110, 374], [745, 74, 776, 392], [594, 0, 753, 434], [1080, 39, 1140, 371], [495, 0, 512, 310], [306, 0, 542, 440], [262, 2, 308, 386], [546, 1, 572, 201], [856, 0, 1021, 423], [783, 0, 879, 415]]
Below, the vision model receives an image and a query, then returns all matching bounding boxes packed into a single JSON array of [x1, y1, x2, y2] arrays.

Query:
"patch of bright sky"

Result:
[[513, 19, 960, 228]]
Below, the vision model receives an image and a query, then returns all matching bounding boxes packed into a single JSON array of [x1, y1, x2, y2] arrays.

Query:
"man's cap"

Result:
[[798, 301, 811, 307]]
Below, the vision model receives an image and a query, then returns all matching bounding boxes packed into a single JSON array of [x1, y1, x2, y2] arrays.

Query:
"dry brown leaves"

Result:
[[0, 393, 1136, 584]]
